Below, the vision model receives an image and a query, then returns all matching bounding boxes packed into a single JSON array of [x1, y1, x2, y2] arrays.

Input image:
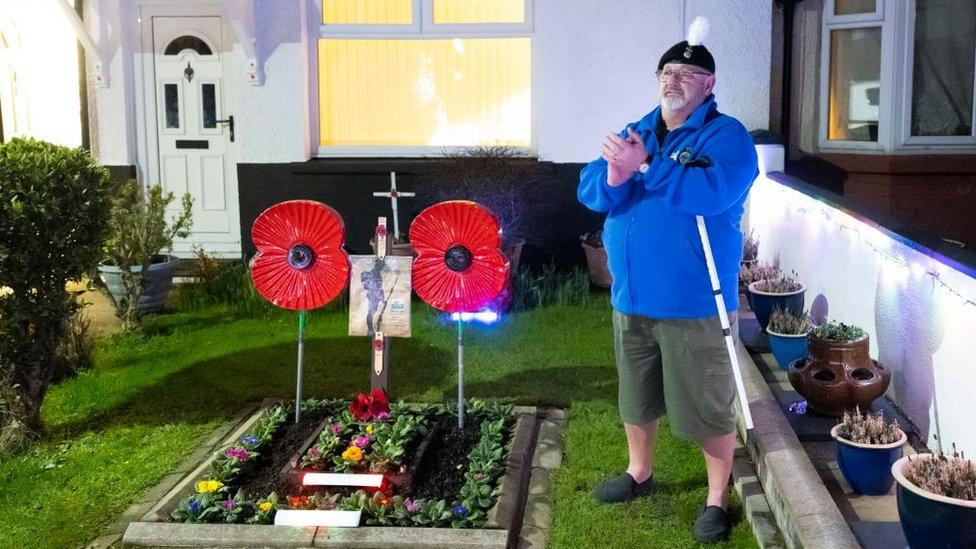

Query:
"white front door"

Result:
[[151, 16, 240, 257]]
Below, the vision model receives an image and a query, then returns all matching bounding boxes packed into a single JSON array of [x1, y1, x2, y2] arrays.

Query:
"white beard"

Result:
[[661, 94, 688, 111]]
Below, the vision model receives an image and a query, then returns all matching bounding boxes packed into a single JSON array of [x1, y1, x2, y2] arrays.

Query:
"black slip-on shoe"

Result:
[[694, 504, 731, 543], [593, 472, 653, 503]]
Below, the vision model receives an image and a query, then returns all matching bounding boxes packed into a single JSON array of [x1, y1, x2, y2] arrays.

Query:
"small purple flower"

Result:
[[225, 447, 250, 460], [241, 435, 260, 448], [330, 423, 343, 435], [453, 504, 468, 518], [352, 435, 371, 448], [376, 411, 390, 421], [308, 447, 321, 457], [188, 501, 202, 513], [221, 499, 236, 510], [404, 499, 420, 514]]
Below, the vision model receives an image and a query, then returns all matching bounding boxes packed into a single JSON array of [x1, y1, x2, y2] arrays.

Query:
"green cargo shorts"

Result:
[[612, 309, 738, 441]]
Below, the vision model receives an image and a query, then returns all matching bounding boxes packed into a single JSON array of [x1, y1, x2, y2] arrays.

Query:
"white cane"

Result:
[[695, 216, 754, 431]]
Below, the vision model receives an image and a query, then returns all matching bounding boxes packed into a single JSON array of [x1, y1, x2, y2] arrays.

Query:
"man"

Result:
[[577, 20, 759, 544]]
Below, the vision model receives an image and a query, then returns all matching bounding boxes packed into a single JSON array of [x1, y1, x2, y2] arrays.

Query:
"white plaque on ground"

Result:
[[303, 472, 384, 487], [348, 255, 412, 338], [274, 509, 362, 527]]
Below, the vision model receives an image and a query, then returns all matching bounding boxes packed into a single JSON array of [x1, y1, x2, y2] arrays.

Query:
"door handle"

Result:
[[216, 115, 234, 142]]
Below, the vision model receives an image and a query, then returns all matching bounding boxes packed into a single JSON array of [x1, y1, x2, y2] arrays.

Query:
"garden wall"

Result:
[[746, 151, 976, 456]]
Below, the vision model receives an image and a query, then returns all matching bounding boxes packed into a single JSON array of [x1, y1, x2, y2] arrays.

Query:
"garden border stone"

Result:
[[733, 341, 859, 549], [110, 402, 564, 549]]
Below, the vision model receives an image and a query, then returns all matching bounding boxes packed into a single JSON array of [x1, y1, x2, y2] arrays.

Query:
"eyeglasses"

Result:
[[654, 69, 711, 83]]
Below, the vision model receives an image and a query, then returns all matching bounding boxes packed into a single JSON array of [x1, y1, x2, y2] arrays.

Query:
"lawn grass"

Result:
[[0, 300, 757, 548]]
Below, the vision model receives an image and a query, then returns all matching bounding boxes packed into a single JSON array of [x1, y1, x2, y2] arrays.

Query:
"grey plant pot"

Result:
[[97, 255, 179, 314]]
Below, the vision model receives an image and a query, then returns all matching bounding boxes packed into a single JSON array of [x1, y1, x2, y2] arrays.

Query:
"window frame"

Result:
[[307, 0, 535, 158], [894, 0, 976, 149], [818, 0, 976, 154]]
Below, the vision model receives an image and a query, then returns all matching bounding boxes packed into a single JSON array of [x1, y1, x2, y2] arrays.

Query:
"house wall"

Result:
[[88, 0, 774, 167]]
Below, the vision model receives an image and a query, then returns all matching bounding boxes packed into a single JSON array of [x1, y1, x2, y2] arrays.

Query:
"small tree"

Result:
[[0, 138, 113, 450], [103, 180, 192, 329]]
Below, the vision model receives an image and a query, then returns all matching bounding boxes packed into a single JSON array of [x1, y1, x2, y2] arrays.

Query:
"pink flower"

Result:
[[404, 499, 420, 513], [352, 435, 371, 448], [376, 411, 390, 421], [308, 447, 321, 457], [225, 447, 250, 460], [330, 423, 343, 435]]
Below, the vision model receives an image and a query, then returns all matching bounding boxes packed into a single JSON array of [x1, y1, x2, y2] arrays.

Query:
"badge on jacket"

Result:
[[669, 147, 712, 168]]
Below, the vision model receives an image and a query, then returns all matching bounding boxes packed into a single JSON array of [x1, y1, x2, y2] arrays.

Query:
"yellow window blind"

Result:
[[433, 0, 525, 24], [322, 0, 413, 25], [318, 38, 530, 147]]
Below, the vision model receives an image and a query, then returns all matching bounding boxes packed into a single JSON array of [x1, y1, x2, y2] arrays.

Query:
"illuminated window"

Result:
[[317, 0, 531, 152]]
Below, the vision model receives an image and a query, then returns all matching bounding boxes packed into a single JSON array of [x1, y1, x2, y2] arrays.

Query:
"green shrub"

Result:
[[103, 179, 192, 329], [812, 320, 866, 343], [0, 138, 113, 451], [511, 264, 592, 311]]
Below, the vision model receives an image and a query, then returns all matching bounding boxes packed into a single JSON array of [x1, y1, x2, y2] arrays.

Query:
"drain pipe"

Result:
[[775, 0, 804, 165]]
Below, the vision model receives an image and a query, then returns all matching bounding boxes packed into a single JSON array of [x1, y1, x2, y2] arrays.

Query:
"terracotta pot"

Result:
[[581, 242, 612, 288], [787, 333, 890, 417]]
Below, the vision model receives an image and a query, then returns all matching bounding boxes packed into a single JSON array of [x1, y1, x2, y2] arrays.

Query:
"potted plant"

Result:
[[580, 230, 611, 288], [765, 307, 811, 371], [787, 320, 891, 417], [748, 270, 804, 331], [830, 407, 906, 495], [738, 261, 779, 310], [892, 443, 976, 548], [98, 180, 193, 329]]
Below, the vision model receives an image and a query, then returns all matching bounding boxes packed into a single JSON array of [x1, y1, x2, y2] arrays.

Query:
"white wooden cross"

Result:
[[372, 172, 415, 241]]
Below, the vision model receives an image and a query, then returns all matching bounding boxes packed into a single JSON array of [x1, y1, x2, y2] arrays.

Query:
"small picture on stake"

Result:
[[348, 255, 412, 338]]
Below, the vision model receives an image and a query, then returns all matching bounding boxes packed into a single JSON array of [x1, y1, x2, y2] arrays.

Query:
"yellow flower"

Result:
[[258, 501, 273, 513], [365, 425, 373, 435], [195, 479, 223, 493], [342, 446, 363, 463]]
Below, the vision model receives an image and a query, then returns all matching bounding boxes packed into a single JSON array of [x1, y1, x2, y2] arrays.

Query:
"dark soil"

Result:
[[409, 414, 485, 499], [236, 407, 333, 500]]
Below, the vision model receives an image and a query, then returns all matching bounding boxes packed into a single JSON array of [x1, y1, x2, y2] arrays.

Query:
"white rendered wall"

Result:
[[88, 0, 772, 167], [747, 166, 976, 456]]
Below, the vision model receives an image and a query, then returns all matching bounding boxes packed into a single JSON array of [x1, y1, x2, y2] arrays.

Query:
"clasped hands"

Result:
[[602, 127, 647, 186]]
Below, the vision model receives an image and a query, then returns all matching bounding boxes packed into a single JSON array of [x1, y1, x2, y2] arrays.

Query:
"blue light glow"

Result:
[[449, 308, 500, 324]]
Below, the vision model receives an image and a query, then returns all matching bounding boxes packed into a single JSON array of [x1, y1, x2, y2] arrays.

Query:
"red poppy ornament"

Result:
[[408, 200, 509, 429], [409, 201, 509, 313], [251, 200, 350, 311], [250, 200, 350, 423]]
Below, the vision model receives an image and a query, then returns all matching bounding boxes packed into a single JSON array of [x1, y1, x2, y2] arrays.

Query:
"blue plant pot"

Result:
[[766, 330, 808, 371], [747, 282, 805, 332], [831, 425, 904, 495], [893, 454, 976, 548]]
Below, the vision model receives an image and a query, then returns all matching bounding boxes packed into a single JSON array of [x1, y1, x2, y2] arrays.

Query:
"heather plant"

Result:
[[738, 261, 780, 287], [812, 320, 866, 343], [742, 229, 759, 263], [907, 442, 976, 501], [751, 270, 803, 293], [836, 407, 902, 445], [767, 307, 812, 335]]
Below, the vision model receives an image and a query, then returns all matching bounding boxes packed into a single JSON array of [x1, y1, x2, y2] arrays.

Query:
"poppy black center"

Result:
[[288, 244, 315, 270], [444, 245, 473, 272]]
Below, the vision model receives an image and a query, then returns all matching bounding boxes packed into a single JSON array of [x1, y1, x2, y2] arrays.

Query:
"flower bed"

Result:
[[169, 395, 514, 529]]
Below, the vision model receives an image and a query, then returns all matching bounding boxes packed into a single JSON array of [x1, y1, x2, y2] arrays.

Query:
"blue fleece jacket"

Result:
[[578, 94, 759, 318]]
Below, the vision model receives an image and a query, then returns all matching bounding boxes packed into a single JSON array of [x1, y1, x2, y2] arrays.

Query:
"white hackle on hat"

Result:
[[686, 16, 710, 46]]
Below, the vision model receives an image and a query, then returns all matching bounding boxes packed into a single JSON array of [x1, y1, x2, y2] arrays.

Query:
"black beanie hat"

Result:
[[657, 41, 715, 74], [658, 16, 715, 74]]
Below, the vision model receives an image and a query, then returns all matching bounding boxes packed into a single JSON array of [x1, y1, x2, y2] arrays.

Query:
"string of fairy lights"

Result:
[[759, 181, 976, 312]]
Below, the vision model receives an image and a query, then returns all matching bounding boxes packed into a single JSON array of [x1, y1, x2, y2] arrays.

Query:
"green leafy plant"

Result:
[[812, 320, 866, 343], [103, 179, 193, 329], [907, 442, 976, 501], [836, 407, 902, 445], [0, 138, 113, 451], [767, 307, 812, 335]]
